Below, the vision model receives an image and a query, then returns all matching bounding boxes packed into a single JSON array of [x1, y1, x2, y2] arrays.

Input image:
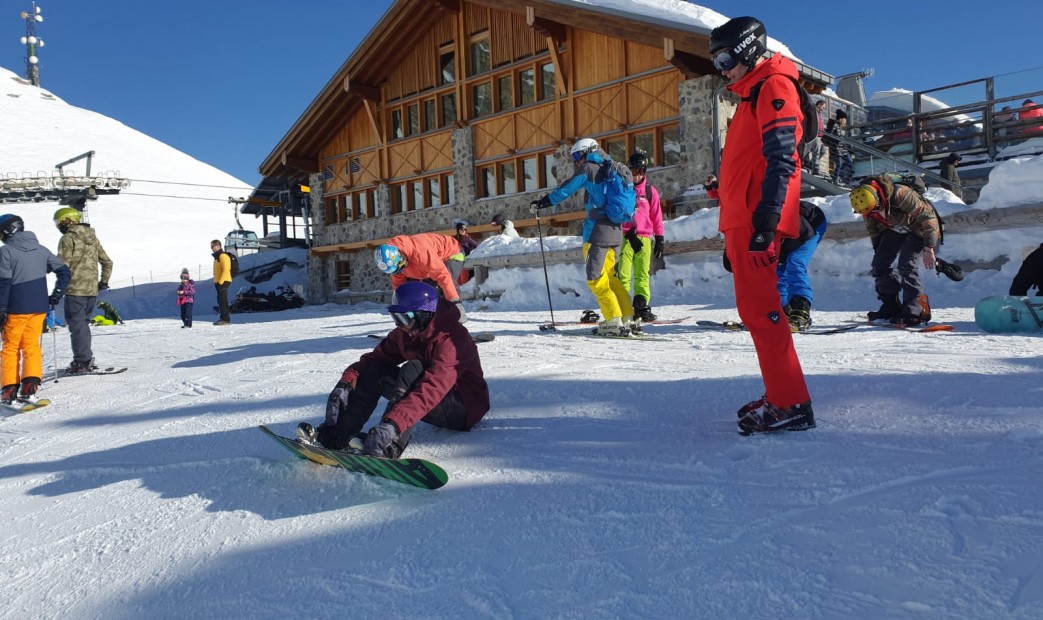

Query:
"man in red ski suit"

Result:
[[707, 16, 815, 435]]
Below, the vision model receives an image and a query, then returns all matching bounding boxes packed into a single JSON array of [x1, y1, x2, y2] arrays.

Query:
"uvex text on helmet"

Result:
[[708, 16, 767, 70]]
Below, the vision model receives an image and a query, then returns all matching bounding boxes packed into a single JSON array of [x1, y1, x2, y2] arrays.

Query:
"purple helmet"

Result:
[[387, 281, 439, 313]]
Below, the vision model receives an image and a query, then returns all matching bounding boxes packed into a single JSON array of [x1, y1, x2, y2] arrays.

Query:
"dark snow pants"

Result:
[[871, 230, 925, 317], [318, 359, 468, 451]]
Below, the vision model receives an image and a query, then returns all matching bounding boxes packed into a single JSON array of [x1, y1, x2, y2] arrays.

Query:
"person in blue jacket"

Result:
[[529, 138, 636, 336], [0, 214, 71, 404], [777, 201, 828, 331]]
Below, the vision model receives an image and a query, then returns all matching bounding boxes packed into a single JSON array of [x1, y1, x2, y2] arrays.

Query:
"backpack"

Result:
[[223, 251, 241, 277], [599, 160, 636, 224], [887, 173, 946, 245], [746, 75, 820, 149]]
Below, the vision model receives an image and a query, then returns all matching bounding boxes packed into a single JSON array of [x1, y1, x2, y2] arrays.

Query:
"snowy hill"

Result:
[[0, 66, 253, 291]]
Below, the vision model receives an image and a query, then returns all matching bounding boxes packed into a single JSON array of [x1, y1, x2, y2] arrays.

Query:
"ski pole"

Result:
[[50, 304, 59, 384], [534, 212, 557, 330]]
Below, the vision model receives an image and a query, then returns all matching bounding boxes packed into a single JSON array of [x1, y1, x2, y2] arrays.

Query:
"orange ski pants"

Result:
[[2, 313, 46, 386]]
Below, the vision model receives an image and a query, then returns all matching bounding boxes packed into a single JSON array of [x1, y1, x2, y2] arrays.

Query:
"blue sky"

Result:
[[5, 0, 1041, 186]]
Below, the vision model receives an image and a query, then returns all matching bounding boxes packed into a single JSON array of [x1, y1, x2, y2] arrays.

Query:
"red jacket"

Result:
[[342, 299, 489, 432], [1020, 104, 1043, 134], [716, 53, 803, 239], [387, 233, 462, 300]]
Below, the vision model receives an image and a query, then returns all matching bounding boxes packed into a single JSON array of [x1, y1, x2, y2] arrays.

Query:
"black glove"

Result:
[[98, 281, 109, 291], [653, 235, 664, 260], [871, 235, 882, 252], [935, 258, 964, 282], [625, 229, 642, 253], [363, 421, 400, 458], [722, 251, 732, 273], [0, 312, 6, 326], [324, 381, 352, 426], [48, 290, 63, 306], [529, 195, 551, 213]]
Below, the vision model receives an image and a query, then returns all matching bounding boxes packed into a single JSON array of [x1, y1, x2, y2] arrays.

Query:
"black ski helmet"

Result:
[[709, 17, 768, 71], [627, 151, 650, 172], [0, 214, 24, 243]]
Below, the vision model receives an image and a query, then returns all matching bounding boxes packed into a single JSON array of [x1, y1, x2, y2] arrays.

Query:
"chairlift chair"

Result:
[[225, 229, 260, 253]]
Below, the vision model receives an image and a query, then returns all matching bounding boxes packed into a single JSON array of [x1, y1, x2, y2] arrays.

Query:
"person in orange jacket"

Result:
[[375, 232, 467, 322], [707, 16, 815, 435]]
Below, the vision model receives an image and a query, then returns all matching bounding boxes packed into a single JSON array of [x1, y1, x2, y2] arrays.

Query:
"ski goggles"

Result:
[[711, 49, 740, 73], [389, 311, 415, 328], [571, 151, 586, 163]]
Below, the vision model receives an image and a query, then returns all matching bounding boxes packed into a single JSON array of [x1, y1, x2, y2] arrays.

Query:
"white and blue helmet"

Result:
[[374, 244, 405, 275]]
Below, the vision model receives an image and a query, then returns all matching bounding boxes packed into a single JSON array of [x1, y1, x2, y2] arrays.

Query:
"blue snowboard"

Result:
[[974, 295, 1043, 333]]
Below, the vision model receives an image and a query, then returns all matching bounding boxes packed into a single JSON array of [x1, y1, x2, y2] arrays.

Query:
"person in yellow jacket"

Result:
[[211, 239, 233, 325]]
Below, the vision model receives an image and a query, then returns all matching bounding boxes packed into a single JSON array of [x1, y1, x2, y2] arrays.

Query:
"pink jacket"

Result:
[[621, 179, 664, 238]]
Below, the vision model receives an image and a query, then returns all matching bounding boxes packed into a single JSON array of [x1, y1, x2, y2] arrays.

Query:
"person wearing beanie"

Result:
[[939, 152, 963, 199], [825, 109, 853, 185], [177, 268, 195, 328]]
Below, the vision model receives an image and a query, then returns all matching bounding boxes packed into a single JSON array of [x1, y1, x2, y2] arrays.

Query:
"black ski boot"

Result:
[[633, 295, 657, 322], [867, 294, 901, 322], [787, 296, 812, 332]]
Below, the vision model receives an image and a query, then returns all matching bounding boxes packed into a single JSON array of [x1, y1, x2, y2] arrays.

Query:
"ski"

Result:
[[695, 320, 746, 331], [847, 320, 954, 333], [538, 314, 690, 330], [57, 366, 127, 377], [2, 398, 50, 413], [546, 327, 672, 342], [367, 332, 495, 343], [258, 425, 449, 490], [798, 324, 863, 335]]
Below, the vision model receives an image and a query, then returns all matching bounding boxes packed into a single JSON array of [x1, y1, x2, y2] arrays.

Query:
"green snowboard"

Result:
[[258, 425, 448, 490]]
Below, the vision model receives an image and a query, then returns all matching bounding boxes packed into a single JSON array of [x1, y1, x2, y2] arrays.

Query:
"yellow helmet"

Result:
[[53, 207, 81, 226], [849, 185, 880, 215]]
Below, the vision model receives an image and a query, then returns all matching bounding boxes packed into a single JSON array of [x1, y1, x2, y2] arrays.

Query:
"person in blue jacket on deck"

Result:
[[528, 138, 636, 337]]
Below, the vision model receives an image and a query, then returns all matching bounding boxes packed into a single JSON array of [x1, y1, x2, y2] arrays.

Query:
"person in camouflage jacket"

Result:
[[54, 208, 114, 371], [849, 175, 940, 324]]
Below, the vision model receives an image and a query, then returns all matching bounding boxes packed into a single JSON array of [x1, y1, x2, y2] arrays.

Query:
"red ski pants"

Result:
[[724, 229, 810, 408]]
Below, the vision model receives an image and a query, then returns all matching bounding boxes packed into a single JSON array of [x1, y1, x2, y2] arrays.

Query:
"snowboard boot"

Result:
[[738, 400, 816, 435], [1, 384, 18, 406], [867, 294, 901, 322], [18, 377, 40, 404], [580, 310, 600, 324], [917, 293, 932, 324], [296, 422, 319, 445], [787, 296, 812, 333], [595, 317, 630, 337]]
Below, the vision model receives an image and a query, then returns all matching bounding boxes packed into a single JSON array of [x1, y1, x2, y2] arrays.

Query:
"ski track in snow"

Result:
[[0, 305, 1042, 619]]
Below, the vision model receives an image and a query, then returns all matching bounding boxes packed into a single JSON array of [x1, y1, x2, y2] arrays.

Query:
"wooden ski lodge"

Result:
[[258, 0, 832, 302]]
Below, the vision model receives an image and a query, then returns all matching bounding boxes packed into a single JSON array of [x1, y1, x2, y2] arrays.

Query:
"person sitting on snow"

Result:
[[1010, 243, 1043, 297], [296, 281, 490, 458]]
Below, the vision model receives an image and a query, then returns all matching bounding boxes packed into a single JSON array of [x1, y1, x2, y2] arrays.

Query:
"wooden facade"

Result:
[[310, 0, 687, 234], [258, 0, 831, 300]]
